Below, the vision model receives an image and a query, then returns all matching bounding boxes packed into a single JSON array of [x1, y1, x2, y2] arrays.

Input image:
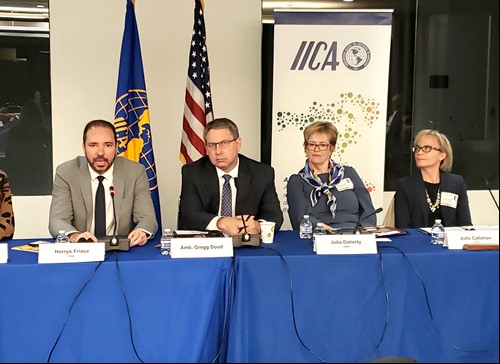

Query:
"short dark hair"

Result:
[[83, 119, 117, 144], [203, 118, 239, 142]]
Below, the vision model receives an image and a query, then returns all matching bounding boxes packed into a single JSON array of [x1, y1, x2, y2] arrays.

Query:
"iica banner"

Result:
[[272, 10, 393, 230]]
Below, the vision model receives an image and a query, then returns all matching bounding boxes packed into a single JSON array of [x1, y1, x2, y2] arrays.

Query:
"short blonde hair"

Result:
[[303, 121, 338, 149], [414, 129, 453, 172]]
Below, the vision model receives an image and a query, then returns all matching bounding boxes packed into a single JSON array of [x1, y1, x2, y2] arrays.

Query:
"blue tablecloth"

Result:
[[227, 230, 499, 363], [0, 239, 232, 363], [1, 230, 498, 363]]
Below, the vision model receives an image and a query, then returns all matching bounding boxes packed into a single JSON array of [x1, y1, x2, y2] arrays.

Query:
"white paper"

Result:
[[0, 243, 7, 264]]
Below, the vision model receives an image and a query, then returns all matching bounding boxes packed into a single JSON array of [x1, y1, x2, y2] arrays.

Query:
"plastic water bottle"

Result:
[[160, 228, 173, 255], [312, 222, 326, 252], [55, 230, 70, 243], [430, 219, 445, 245], [299, 215, 313, 239]]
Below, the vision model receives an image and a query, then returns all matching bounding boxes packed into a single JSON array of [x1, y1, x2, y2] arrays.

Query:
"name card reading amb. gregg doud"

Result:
[[170, 237, 233, 258], [315, 234, 377, 255]]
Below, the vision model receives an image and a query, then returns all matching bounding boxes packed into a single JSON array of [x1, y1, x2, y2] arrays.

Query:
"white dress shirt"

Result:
[[89, 164, 115, 236], [206, 159, 240, 231]]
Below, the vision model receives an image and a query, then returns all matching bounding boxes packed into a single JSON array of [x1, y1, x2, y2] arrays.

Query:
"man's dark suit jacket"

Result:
[[394, 170, 472, 228], [179, 154, 283, 231]]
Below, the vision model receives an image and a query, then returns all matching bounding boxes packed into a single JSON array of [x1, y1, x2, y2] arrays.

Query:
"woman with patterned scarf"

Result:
[[0, 169, 15, 240], [287, 121, 376, 231]]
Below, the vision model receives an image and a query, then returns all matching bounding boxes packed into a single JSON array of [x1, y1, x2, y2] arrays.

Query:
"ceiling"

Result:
[[0, 0, 49, 36]]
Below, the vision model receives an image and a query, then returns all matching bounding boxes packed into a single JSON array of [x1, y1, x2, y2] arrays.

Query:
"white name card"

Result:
[[38, 243, 105, 264], [315, 234, 377, 255], [446, 230, 499, 250], [170, 237, 233, 258], [0, 243, 7, 264]]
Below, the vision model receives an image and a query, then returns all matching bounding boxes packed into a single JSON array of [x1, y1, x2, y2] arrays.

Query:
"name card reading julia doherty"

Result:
[[38, 243, 105, 264], [315, 234, 377, 255], [170, 237, 233, 258]]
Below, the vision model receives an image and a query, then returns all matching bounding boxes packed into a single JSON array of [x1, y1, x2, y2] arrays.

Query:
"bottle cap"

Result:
[[435, 219, 441, 223], [317, 223, 323, 227], [304, 215, 309, 218]]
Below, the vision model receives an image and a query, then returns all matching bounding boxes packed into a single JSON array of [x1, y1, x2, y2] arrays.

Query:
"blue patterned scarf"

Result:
[[299, 159, 345, 219]]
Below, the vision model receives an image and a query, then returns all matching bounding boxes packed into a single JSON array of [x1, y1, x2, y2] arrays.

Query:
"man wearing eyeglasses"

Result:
[[179, 117, 283, 236]]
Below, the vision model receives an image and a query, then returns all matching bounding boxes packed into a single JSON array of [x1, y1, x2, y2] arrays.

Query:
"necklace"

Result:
[[426, 188, 441, 212]]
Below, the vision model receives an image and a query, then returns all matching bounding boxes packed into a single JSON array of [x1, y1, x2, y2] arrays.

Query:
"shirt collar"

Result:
[[215, 158, 239, 179], [88, 163, 114, 181]]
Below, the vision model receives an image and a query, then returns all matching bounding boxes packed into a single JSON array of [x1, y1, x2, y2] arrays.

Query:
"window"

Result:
[[0, 0, 52, 195]]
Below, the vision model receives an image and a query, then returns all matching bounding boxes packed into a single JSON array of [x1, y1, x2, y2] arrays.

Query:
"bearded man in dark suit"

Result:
[[179, 118, 283, 236]]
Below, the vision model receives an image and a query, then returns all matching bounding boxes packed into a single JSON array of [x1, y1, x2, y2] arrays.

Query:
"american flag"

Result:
[[180, 0, 213, 164]]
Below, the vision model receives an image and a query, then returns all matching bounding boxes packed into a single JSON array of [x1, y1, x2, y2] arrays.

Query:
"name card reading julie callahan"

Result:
[[445, 229, 499, 250], [170, 237, 233, 258], [315, 234, 377, 255], [38, 243, 105, 264]]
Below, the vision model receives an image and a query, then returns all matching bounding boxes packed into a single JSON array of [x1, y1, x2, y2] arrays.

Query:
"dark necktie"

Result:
[[221, 174, 232, 217], [95, 175, 106, 238]]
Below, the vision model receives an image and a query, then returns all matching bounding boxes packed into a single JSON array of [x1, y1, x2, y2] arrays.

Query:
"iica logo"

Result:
[[290, 41, 371, 71], [342, 42, 371, 71]]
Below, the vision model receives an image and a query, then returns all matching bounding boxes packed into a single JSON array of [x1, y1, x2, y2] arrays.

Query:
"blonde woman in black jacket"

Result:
[[395, 129, 472, 228]]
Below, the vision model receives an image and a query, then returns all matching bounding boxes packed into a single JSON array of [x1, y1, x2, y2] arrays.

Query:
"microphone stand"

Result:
[[482, 175, 500, 210], [240, 215, 251, 243], [110, 186, 118, 246], [353, 207, 384, 234], [106, 186, 130, 252]]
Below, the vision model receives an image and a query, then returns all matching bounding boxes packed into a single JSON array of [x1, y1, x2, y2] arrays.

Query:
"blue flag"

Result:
[[114, 0, 161, 232]]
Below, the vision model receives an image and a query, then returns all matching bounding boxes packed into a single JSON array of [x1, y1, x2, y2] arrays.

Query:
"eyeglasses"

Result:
[[306, 142, 330, 151], [412, 145, 442, 153], [206, 138, 237, 151]]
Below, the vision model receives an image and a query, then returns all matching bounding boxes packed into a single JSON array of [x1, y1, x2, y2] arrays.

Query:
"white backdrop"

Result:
[[271, 10, 393, 230], [10, 2, 498, 238]]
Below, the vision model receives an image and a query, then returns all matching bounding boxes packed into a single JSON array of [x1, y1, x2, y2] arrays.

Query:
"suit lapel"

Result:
[[439, 172, 452, 223], [203, 159, 220, 214], [415, 171, 430, 226], [113, 158, 126, 229], [235, 156, 250, 216], [78, 157, 93, 231]]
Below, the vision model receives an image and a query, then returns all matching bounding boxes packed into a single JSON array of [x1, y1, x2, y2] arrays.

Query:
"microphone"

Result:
[[109, 186, 118, 246], [481, 174, 499, 210], [448, 115, 464, 141], [240, 215, 251, 242], [353, 207, 383, 234], [105, 186, 130, 252]]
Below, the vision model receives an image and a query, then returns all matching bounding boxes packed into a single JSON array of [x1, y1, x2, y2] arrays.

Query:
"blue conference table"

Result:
[[228, 230, 499, 363], [1, 230, 498, 363], [0, 239, 232, 363]]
